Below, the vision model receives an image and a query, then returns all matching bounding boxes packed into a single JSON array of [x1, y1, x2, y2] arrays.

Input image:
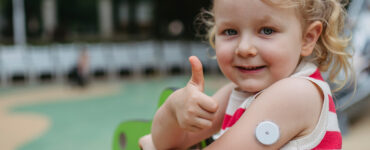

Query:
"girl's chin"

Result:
[[235, 85, 264, 93], [229, 78, 270, 93]]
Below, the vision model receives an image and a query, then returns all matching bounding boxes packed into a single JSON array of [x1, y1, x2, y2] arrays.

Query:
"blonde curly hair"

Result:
[[197, 0, 354, 92]]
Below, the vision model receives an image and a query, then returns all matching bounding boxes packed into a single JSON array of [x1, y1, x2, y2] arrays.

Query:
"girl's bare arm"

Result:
[[204, 78, 323, 150]]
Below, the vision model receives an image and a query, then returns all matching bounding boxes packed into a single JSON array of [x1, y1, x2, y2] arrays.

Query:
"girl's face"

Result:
[[214, 0, 305, 93]]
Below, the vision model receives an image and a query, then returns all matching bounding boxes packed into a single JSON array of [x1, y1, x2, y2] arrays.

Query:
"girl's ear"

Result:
[[301, 21, 323, 56]]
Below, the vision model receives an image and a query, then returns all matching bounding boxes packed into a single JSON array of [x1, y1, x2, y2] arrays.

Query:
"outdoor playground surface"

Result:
[[0, 75, 369, 150]]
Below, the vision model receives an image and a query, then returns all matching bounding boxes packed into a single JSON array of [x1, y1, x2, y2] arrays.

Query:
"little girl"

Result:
[[140, 0, 353, 149]]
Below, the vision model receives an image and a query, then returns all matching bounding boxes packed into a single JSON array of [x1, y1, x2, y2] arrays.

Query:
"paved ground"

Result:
[[0, 82, 120, 150], [0, 76, 369, 150], [0, 75, 226, 150]]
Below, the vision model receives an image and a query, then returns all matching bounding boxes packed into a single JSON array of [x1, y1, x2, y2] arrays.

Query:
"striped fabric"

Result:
[[212, 61, 342, 149]]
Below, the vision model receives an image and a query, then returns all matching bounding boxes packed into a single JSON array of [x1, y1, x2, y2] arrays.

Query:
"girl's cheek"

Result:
[[216, 40, 236, 52], [215, 47, 231, 64], [216, 47, 233, 61]]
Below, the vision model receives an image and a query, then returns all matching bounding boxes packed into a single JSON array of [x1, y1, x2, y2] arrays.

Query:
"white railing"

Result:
[[0, 41, 218, 86]]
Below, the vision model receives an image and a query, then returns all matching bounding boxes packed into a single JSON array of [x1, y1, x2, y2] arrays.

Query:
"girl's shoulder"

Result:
[[256, 77, 324, 138], [262, 77, 324, 104], [259, 77, 323, 118]]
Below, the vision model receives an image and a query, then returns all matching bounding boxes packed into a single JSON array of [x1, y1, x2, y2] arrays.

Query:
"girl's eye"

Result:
[[260, 27, 274, 35], [224, 29, 238, 36]]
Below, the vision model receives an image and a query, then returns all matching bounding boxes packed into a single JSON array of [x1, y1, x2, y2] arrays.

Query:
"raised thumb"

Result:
[[189, 56, 204, 91]]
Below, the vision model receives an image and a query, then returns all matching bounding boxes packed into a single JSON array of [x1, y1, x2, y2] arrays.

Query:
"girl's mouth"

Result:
[[236, 65, 266, 73]]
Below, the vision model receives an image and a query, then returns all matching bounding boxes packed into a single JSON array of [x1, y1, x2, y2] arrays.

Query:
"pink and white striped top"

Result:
[[213, 61, 342, 149]]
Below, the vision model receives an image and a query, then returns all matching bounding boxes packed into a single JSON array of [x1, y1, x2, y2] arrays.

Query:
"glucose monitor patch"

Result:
[[255, 121, 280, 145]]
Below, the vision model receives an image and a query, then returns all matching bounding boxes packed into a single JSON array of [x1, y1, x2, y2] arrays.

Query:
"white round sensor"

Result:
[[255, 121, 280, 145]]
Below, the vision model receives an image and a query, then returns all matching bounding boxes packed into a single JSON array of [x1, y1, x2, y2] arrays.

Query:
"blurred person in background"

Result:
[[68, 46, 89, 88]]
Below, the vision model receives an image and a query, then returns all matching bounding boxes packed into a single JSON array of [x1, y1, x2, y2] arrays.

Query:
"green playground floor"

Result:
[[8, 75, 228, 150]]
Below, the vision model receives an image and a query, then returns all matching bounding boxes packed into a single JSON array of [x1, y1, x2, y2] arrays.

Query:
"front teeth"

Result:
[[239, 66, 264, 70], [245, 66, 258, 69]]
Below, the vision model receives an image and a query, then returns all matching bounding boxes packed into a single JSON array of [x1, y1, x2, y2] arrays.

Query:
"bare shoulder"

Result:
[[255, 77, 324, 139], [264, 77, 323, 115], [260, 77, 323, 125], [262, 77, 323, 110]]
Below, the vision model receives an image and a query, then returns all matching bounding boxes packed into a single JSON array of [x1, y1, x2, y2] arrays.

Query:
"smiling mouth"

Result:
[[236, 66, 266, 71]]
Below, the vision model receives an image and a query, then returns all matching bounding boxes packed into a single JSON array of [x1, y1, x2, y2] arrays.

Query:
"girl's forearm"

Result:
[[151, 95, 188, 150]]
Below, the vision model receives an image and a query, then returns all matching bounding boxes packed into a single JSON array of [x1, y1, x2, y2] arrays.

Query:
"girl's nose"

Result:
[[235, 38, 257, 57]]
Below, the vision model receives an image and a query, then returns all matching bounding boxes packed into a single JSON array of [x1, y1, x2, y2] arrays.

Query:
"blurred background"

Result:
[[0, 0, 368, 150]]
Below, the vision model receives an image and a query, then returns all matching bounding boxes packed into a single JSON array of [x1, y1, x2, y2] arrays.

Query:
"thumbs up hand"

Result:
[[169, 56, 219, 132]]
